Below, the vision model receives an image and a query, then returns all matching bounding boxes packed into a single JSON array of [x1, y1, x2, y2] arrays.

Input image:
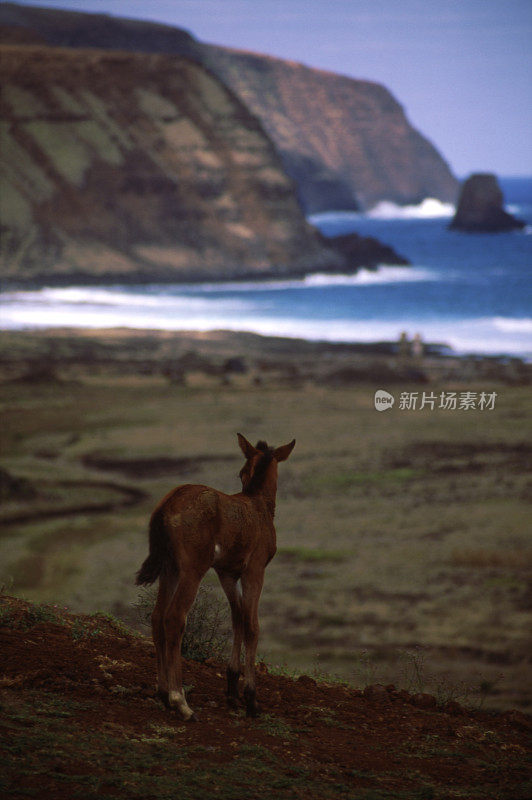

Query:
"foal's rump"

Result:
[[135, 484, 219, 586]]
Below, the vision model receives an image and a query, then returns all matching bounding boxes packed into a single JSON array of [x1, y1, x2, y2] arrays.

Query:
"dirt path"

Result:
[[1, 478, 146, 526]]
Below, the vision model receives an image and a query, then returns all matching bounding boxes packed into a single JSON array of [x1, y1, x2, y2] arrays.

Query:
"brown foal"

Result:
[[136, 433, 295, 719]]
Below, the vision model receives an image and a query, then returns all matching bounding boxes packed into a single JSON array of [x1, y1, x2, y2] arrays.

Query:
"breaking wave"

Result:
[[192, 266, 439, 291], [1, 287, 530, 357], [301, 267, 437, 286], [366, 198, 455, 219]]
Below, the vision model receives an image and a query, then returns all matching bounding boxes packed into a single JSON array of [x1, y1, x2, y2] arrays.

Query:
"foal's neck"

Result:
[[255, 471, 278, 518]]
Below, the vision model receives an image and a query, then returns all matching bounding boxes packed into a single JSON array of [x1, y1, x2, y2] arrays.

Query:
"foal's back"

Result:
[[154, 482, 274, 573]]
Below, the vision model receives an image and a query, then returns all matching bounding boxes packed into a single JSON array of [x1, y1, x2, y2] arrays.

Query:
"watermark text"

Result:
[[374, 390, 497, 411]]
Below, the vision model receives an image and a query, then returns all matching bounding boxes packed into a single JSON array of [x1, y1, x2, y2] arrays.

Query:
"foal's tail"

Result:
[[135, 508, 172, 586]]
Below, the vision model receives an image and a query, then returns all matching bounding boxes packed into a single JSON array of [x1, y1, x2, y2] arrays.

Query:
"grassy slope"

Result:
[[0, 330, 530, 715]]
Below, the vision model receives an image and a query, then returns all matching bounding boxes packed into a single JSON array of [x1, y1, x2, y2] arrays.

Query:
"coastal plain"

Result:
[[1, 328, 530, 714]]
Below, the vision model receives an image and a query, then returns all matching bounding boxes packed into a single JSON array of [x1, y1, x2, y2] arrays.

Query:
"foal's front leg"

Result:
[[241, 568, 264, 717]]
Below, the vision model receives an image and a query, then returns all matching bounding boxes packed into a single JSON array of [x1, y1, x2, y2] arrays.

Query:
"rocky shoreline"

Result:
[[0, 229, 409, 291]]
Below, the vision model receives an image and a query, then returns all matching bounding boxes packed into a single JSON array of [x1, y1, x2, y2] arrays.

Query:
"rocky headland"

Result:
[[0, 29, 414, 287], [450, 174, 526, 233]]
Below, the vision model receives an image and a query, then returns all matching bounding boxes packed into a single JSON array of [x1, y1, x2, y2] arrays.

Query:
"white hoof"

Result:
[[168, 690, 195, 720]]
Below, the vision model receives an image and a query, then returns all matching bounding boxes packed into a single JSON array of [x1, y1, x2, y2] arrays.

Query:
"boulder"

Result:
[[450, 174, 525, 232], [320, 232, 409, 269]]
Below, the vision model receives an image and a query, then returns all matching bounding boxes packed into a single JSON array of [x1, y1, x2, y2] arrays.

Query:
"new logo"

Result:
[[374, 389, 395, 411]]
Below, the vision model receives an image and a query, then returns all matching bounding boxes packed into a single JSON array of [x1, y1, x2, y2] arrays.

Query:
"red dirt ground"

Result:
[[1, 595, 530, 799]]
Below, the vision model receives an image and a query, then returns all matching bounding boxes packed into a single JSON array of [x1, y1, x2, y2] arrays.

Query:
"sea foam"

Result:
[[2, 292, 530, 358], [493, 317, 532, 333], [3, 286, 250, 311], [309, 198, 455, 224], [153, 265, 438, 293]]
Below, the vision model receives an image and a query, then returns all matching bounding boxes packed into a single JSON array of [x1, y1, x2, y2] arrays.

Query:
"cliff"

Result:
[[1, 44, 350, 285], [1, 3, 458, 214], [204, 47, 459, 213]]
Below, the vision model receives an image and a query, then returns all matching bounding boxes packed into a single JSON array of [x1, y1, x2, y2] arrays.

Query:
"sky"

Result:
[[13, 0, 532, 177]]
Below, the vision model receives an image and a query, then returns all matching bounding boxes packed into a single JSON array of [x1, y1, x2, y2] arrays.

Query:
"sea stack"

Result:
[[450, 173, 525, 232]]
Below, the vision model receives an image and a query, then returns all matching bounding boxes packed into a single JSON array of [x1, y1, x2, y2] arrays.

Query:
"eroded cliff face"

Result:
[[204, 47, 458, 212], [0, 4, 458, 215], [1, 45, 344, 284]]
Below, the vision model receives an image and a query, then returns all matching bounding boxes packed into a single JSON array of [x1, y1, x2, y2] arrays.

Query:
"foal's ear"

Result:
[[273, 439, 296, 462], [237, 433, 258, 459]]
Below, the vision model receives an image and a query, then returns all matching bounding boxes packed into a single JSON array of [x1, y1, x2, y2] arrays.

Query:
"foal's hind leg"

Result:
[[217, 570, 243, 709], [164, 570, 204, 720], [151, 569, 178, 706]]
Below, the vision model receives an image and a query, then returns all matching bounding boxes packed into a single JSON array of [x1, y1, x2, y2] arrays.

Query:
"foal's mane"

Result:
[[243, 440, 274, 495]]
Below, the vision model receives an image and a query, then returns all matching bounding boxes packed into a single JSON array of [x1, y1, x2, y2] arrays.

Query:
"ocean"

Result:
[[2, 177, 531, 359]]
